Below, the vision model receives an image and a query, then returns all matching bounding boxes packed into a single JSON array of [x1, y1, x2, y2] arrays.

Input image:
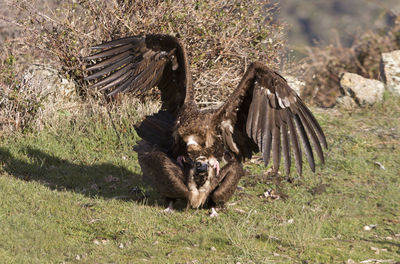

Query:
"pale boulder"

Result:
[[338, 72, 384, 107], [381, 50, 400, 95]]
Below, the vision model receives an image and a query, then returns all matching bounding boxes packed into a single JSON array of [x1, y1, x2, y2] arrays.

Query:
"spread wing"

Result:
[[214, 62, 327, 176], [84, 34, 194, 115]]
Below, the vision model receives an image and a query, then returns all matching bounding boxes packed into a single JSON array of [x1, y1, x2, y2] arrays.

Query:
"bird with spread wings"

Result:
[[85, 34, 327, 214]]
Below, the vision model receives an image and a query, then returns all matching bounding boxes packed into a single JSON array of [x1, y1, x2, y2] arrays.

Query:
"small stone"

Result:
[[336, 95, 357, 109], [210, 246, 217, 251], [105, 175, 119, 183], [363, 224, 377, 231], [263, 189, 280, 199], [373, 162, 385, 170], [346, 259, 356, 264], [90, 184, 99, 191]]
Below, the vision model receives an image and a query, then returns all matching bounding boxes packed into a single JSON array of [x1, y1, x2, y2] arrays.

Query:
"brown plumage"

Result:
[[84, 34, 327, 209]]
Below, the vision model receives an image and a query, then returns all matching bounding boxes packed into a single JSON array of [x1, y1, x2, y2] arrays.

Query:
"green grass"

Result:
[[1, 94, 400, 263]]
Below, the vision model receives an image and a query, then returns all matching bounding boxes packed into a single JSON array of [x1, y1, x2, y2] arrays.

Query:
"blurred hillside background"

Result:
[[276, 0, 400, 57]]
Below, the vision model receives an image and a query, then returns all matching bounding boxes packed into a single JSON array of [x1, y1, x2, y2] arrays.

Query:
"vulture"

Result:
[[84, 34, 327, 214]]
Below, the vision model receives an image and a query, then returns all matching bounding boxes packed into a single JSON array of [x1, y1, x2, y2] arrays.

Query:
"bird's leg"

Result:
[[214, 161, 220, 176], [210, 207, 219, 218], [208, 158, 220, 176], [164, 200, 175, 213], [211, 160, 244, 205]]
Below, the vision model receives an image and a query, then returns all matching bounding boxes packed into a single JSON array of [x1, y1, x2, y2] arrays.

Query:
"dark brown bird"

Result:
[[84, 34, 327, 214]]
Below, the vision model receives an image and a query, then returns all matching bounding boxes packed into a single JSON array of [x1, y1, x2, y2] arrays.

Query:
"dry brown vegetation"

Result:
[[0, 0, 286, 132], [300, 18, 400, 107], [1, 0, 400, 131]]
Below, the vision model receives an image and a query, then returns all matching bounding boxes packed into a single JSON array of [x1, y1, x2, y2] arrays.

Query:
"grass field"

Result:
[[0, 93, 399, 263]]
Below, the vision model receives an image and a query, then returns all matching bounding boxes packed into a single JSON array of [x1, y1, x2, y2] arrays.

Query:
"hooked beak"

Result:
[[195, 161, 208, 173]]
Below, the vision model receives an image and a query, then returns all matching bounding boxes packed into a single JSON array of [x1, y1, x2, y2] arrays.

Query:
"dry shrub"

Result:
[[0, 0, 285, 131], [0, 0, 286, 132], [300, 17, 400, 107]]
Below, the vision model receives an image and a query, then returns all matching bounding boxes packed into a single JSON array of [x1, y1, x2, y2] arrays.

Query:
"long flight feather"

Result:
[[84, 55, 133, 81], [85, 44, 135, 60], [280, 110, 291, 176], [297, 98, 328, 149], [90, 37, 142, 49], [294, 114, 315, 172], [262, 103, 273, 166], [297, 107, 325, 164], [90, 63, 135, 89], [86, 50, 132, 71], [287, 110, 302, 175], [272, 115, 281, 173]]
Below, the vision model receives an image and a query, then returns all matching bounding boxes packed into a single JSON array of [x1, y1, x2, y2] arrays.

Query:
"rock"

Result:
[[363, 224, 377, 231], [381, 50, 400, 95], [21, 64, 78, 129], [338, 72, 385, 107], [284, 75, 304, 96], [336, 95, 358, 109], [22, 64, 76, 102]]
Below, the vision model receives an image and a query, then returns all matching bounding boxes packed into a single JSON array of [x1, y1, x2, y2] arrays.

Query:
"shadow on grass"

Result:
[[0, 146, 162, 206], [361, 238, 400, 248]]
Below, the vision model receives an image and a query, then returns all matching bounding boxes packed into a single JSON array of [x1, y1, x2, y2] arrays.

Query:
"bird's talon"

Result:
[[210, 207, 219, 217], [164, 201, 174, 213], [164, 207, 174, 213]]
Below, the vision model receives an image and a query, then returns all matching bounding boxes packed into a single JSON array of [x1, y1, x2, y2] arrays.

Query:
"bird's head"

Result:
[[174, 127, 221, 181]]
